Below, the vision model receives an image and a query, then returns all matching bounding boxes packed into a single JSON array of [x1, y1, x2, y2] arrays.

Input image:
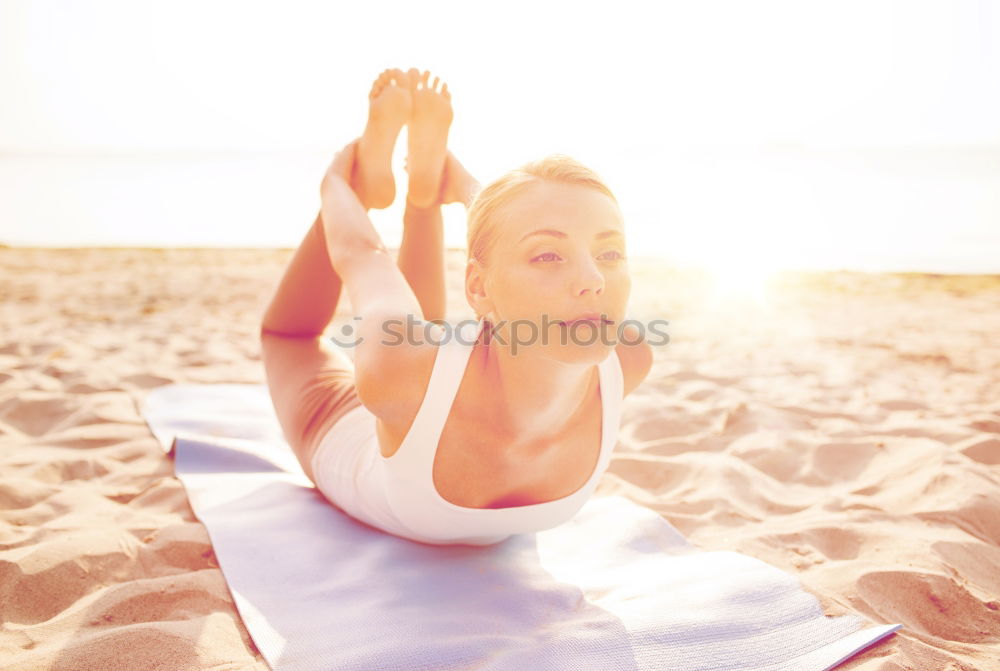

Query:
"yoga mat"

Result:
[[142, 383, 901, 671]]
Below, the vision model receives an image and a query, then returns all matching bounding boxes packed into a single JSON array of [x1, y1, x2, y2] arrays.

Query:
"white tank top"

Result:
[[374, 318, 625, 545]]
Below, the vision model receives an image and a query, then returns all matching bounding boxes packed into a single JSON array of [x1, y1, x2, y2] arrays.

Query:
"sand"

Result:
[[1, 247, 998, 670]]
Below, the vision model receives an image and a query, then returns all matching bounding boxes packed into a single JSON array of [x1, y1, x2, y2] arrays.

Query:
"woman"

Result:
[[260, 68, 653, 546]]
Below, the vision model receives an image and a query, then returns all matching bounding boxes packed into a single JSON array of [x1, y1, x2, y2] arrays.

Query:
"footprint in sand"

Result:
[[404, 68, 453, 209], [354, 69, 411, 210]]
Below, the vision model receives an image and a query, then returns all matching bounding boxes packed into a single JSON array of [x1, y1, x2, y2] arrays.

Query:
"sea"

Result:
[[1, 146, 997, 274]]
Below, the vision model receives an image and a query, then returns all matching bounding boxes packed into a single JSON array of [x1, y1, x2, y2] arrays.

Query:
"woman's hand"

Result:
[[323, 138, 394, 213], [405, 150, 481, 209], [321, 139, 358, 188], [439, 151, 481, 208], [317, 137, 387, 255]]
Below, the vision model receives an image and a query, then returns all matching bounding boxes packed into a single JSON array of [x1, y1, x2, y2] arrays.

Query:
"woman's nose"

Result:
[[572, 258, 605, 296]]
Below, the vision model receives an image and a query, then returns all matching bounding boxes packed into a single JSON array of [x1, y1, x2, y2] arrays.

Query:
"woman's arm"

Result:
[[258, 140, 429, 479], [260, 140, 423, 338], [259, 140, 366, 338], [317, 168, 425, 325]]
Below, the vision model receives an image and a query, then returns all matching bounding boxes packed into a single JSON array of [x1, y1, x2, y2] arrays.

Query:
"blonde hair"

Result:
[[466, 154, 619, 323]]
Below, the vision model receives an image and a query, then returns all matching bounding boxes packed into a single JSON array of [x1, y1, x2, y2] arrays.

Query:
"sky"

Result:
[[1, 0, 998, 273]]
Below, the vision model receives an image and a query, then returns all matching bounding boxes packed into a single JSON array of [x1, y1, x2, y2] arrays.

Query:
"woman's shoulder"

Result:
[[614, 322, 654, 397]]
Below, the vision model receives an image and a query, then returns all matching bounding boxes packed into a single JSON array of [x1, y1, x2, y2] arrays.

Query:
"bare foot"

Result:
[[405, 69, 454, 209], [354, 69, 411, 210]]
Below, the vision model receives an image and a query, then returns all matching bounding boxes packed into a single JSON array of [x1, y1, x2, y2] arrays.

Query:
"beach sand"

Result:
[[1, 247, 998, 670]]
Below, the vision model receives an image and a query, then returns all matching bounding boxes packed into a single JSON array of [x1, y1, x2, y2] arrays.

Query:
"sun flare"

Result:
[[704, 257, 776, 307]]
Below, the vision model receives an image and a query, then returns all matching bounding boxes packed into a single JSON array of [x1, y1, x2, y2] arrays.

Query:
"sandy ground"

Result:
[[1, 247, 998, 671]]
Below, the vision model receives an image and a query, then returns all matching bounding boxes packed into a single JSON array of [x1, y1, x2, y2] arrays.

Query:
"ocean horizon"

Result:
[[2, 145, 998, 274]]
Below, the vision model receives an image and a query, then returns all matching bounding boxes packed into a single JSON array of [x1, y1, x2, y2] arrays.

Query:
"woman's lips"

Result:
[[558, 316, 613, 326]]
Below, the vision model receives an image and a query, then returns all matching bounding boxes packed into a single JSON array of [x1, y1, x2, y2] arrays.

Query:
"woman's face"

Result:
[[474, 180, 631, 364]]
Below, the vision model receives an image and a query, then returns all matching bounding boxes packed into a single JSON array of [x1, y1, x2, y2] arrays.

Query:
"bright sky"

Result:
[[2, 0, 998, 276]]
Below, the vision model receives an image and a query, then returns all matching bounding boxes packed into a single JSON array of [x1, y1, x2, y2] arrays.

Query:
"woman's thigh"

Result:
[[261, 334, 364, 484], [297, 366, 365, 482]]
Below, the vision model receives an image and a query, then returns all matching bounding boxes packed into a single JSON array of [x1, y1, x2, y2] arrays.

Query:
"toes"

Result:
[[403, 69, 450, 97], [369, 70, 392, 98], [406, 68, 420, 90]]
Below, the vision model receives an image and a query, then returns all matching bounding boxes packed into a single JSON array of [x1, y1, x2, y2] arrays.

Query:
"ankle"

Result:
[[405, 195, 441, 214]]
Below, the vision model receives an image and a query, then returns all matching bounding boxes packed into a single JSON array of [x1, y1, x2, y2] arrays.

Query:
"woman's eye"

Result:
[[533, 251, 625, 262]]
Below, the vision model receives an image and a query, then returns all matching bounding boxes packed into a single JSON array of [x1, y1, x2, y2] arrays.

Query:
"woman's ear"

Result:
[[465, 259, 494, 321]]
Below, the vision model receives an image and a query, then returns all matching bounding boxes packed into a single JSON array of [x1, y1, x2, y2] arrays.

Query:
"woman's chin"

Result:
[[493, 320, 620, 362], [544, 340, 616, 364]]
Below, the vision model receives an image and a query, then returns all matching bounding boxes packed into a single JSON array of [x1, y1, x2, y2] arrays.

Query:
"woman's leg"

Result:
[[260, 214, 364, 484], [397, 202, 446, 323], [395, 69, 454, 322], [262, 70, 410, 337], [261, 70, 410, 483], [396, 149, 483, 324], [261, 211, 345, 337], [354, 69, 411, 211], [404, 69, 453, 209]]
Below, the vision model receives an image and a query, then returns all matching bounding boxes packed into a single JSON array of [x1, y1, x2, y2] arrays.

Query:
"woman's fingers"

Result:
[[336, 138, 360, 165], [341, 138, 360, 154], [329, 138, 361, 181]]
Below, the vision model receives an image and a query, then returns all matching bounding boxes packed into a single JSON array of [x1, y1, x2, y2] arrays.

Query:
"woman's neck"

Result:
[[472, 325, 597, 445]]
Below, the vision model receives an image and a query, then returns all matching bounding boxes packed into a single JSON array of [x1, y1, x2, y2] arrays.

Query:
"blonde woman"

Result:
[[260, 68, 653, 546]]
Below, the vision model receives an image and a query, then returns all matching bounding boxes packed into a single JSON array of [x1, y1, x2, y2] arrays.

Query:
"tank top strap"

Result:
[[597, 347, 625, 452], [387, 319, 483, 472], [603, 346, 625, 404]]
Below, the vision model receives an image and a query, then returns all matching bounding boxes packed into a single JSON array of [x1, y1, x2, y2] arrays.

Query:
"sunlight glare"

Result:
[[704, 255, 776, 308]]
